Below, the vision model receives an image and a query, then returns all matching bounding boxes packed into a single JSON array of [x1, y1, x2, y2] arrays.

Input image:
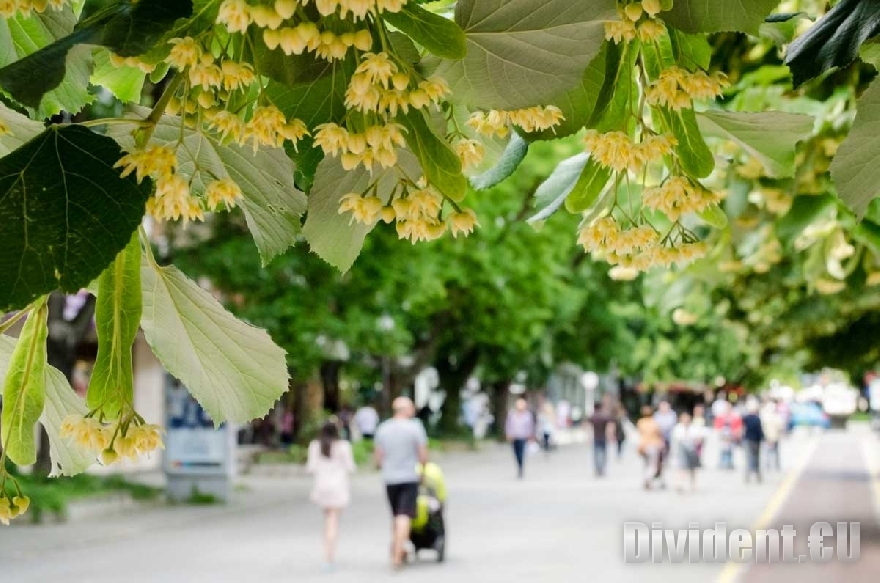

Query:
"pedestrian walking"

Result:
[[538, 402, 557, 452], [653, 400, 677, 451], [587, 402, 616, 476], [742, 399, 765, 483], [637, 406, 666, 490], [761, 400, 783, 471], [505, 397, 536, 479], [612, 403, 627, 459], [714, 401, 742, 470], [354, 403, 379, 441], [374, 397, 429, 569], [306, 420, 356, 571], [691, 404, 707, 466], [671, 412, 704, 493]]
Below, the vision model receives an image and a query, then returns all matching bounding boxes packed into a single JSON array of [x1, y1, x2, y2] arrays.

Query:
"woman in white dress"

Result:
[[671, 412, 705, 493], [307, 421, 356, 570]]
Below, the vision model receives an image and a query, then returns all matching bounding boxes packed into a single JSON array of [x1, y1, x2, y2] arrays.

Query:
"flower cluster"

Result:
[[0, 0, 66, 18], [218, 0, 407, 34], [645, 66, 729, 111], [453, 139, 485, 170], [314, 121, 406, 170], [345, 52, 449, 116], [605, 0, 666, 44], [578, 215, 708, 269], [582, 130, 676, 174], [467, 106, 564, 138], [0, 493, 29, 526], [642, 176, 722, 221], [60, 414, 164, 466]]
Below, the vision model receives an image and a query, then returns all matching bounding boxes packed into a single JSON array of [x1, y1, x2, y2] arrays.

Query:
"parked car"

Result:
[[787, 402, 830, 431]]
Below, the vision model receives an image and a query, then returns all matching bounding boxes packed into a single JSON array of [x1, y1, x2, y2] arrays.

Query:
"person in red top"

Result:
[[713, 400, 742, 470]]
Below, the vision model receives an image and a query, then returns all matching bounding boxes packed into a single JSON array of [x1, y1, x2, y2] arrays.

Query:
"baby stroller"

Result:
[[410, 462, 447, 562]]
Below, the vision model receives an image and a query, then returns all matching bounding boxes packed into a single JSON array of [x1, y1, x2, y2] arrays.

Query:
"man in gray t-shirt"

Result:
[[374, 397, 428, 569]]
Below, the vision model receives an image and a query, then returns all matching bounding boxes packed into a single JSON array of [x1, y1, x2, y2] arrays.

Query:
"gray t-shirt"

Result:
[[374, 418, 428, 485]]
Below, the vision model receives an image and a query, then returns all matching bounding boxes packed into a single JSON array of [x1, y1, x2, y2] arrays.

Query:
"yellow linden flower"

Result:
[[454, 139, 485, 170], [604, 19, 637, 44], [315, 123, 350, 156], [638, 19, 666, 42], [100, 448, 120, 465], [391, 197, 416, 220], [189, 54, 223, 90], [338, 193, 383, 224], [275, 0, 297, 19], [467, 111, 509, 138], [639, 133, 677, 162], [356, 52, 397, 87], [250, 4, 283, 29], [624, 3, 643, 22], [166, 37, 202, 70], [409, 188, 442, 218], [0, 499, 11, 526], [380, 206, 396, 223], [577, 216, 619, 251], [217, 0, 251, 34], [345, 73, 382, 112], [316, 31, 349, 61], [814, 278, 846, 295], [642, 0, 662, 16], [205, 178, 243, 210], [608, 265, 639, 281], [582, 130, 643, 173], [353, 29, 373, 50], [449, 208, 479, 238], [220, 60, 256, 91], [866, 271, 880, 287], [154, 175, 194, 222], [280, 119, 309, 148], [378, 89, 410, 117], [418, 76, 450, 104], [342, 0, 373, 20], [206, 110, 246, 143], [680, 70, 729, 100], [12, 496, 30, 516], [315, 0, 339, 16], [115, 145, 177, 183], [508, 105, 564, 133], [244, 105, 288, 150]]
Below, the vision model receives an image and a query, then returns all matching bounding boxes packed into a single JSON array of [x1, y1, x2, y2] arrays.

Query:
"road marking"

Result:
[[861, 435, 880, 529], [715, 437, 818, 583]]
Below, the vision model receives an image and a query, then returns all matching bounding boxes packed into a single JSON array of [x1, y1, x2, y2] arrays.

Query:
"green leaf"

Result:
[[0, 0, 192, 111], [0, 102, 44, 157], [830, 78, 880, 217], [776, 194, 837, 241], [565, 158, 612, 213], [383, 3, 466, 59], [140, 258, 289, 425], [302, 151, 422, 272], [0, 8, 95, 117], [660, 107, 714, 179], [90, 47, 145, 102], [528, 153, 587, 222], [697, 204, 728, 229], [0, 125, 151, 312], [759, 13, 811, 48], [784, 0, 880, 87], [430, 0, 618, 110], [669, 29, 712, 71], [470, 132, 528, 190], [696, 111, 814, 178], [525, 42, 608, 141], [0, 334, 93, 477], [860, 38, 880, 69], [661, 0, 781, 34], [108, 108, 307, 265], [86, 235, 141, 419], [1, 297, 48, 466], [589, 40, 637, 133], [398, 108, 467, 201]]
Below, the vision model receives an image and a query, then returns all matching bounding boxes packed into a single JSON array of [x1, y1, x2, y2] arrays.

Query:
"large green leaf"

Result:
[[302, 151, 421, 272], [669, 29, 712, 71], [784, 0, 880, 87], [661, 0, 781, 34], [140, 258, 289, 425], [565, 158, 612, 214], [0, 7, 94, 118], [830, 78, 880, 217], [0, 125, 151, 312], [90, 47, 145, 103], [430, 0, 617, 110], [1, 298, 48, 466], [0, 334, 93, 477], [470, 132, 528, 190], [660, 107, 714, 179], [86, 235, 141, 419], [383, 3, 467, 59], [0, 102, 44, 156], [697, 111, 814, 178], [0, 0, 192, 111], [109, 109, 307, 265], [528, 153, 587, 222], [588, 40, 637, 133], [398, 109, 467, 201]]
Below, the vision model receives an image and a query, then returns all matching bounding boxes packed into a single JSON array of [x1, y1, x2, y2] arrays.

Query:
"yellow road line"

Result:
[[715, 437, 818, 583], [861, 436, 880, 529]]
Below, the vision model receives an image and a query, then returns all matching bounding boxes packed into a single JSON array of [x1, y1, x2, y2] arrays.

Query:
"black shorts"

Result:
[[385, 482, 419, 518]]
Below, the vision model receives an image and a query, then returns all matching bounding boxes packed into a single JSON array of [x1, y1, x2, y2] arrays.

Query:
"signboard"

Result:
[[163, 374, 233, 500]]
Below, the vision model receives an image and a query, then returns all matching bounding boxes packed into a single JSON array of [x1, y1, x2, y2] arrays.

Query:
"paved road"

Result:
[[1, 427, 878, 583]]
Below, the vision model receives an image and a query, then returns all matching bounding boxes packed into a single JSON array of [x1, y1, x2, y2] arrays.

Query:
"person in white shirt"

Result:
[[354, 404, 380, 441], [760, 400, 784, 471], [671, 412, 705, 493]]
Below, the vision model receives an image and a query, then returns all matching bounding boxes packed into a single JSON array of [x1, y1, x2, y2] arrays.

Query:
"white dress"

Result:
[[307, 440, 356, 509]]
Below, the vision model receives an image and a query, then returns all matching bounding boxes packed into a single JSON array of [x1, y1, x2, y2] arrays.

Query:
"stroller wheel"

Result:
[[435, 534, 446, 563]]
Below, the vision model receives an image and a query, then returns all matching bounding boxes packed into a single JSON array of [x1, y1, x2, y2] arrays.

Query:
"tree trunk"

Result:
[[489, 380, 511, 442], [436, 348, 481, 436], [319, 360, 342, 413]]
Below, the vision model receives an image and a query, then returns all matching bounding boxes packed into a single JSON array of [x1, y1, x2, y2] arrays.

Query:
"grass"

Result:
[[849, 411, 874, 422], [4, 468, 161, 523]]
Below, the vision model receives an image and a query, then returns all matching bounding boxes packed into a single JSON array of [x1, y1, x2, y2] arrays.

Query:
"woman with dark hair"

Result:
[[307, 420, 356, 571]]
